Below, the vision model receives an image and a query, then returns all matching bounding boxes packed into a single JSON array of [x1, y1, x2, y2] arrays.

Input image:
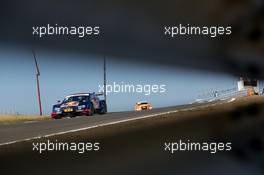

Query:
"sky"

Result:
[[0, 45, 238, 115]]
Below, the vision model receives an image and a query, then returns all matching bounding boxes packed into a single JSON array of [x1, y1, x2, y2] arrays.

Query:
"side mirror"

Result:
[[57, 100, 61, 103]]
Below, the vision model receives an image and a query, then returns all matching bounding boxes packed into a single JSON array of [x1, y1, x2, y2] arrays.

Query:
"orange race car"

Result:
[[134, 101, 153, 111]]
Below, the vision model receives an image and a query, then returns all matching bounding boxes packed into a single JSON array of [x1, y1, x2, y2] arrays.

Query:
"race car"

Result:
[[51, 92, 107, 119], [134, 101, 152, 111]]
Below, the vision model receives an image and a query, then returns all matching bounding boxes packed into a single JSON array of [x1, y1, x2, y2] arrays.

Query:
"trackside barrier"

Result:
[[196, 89, 248, 103]]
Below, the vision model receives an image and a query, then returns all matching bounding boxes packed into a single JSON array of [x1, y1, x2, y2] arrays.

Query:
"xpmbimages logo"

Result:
[[164, 140, 232, 154], [98, 82, 167, 96], [164, 24, 232, 38], [32, 24, 100, 38], [32, 140, 100, 154]]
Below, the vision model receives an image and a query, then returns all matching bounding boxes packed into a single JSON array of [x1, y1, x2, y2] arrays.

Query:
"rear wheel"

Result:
[[88, 104, 94, 116], [99, 104, 107, 114]]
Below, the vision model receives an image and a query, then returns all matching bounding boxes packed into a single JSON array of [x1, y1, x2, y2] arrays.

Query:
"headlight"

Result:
[[54, 107, 61, 112], [78, 105, 86, 110]]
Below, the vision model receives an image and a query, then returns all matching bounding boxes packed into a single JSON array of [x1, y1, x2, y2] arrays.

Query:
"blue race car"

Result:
[[51, 93, 107, 119]]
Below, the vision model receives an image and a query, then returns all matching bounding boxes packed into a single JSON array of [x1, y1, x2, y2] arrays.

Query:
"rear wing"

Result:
[[96, 92, 103, 96]]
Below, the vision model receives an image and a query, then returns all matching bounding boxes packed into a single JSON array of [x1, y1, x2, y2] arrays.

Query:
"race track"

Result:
[[0, 101, 220, 146]]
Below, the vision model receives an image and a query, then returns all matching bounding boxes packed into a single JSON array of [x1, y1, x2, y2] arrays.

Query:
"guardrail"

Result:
[[196, 89, 248, 103]]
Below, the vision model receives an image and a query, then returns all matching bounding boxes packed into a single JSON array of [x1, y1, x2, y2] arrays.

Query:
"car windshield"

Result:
[[139, 102, 148, 105], [63, 96, 89, 103]]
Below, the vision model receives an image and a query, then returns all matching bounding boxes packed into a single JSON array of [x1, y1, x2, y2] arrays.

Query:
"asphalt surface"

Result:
[[0, 102, 217, 146]]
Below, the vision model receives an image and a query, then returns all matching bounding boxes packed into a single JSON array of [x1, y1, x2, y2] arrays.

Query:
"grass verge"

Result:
[[0, 115, 51, 124]]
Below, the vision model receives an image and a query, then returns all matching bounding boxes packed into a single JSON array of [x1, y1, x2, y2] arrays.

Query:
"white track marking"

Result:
[[0, 110, 180, 146], [0, 100, 230, 146], [23, 121, 37, 124], [228, 98, 236, 103]]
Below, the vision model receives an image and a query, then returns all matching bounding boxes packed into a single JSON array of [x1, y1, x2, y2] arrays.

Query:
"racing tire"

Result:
[[99, 105, 107, 115], [88, 105, 94, 116]]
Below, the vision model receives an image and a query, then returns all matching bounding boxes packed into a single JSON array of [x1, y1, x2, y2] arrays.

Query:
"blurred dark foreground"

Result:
[[0, 0, 263, 78]]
